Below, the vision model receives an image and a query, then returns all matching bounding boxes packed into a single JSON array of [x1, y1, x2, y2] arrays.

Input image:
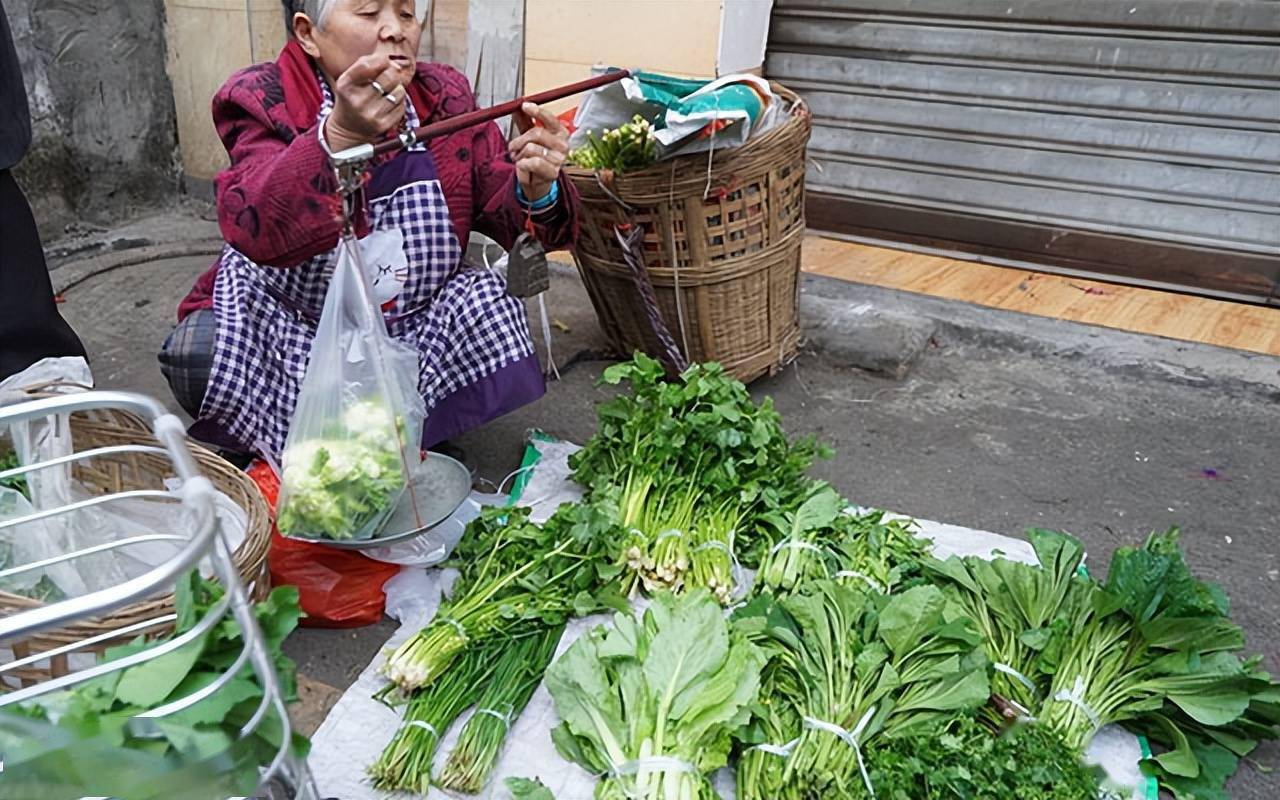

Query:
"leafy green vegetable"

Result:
[[733, 581, 990, 800], [277, 399, 410, 540], [865, 714, 1103, 799], [383, 503, 627, 693], [0, 449, 29, 497], [546, 589, 765, 800], [924, 528, 1280, 797], [752, 488, 930, 598], [438, 623, 566, 793], [571, 354, 826, 602], [506, 776, 558, 800], [1, 572, 306, 796], [568, 115, 658, 173], [0, 711, 271, 800], [753, 483, 843, 593], [922, 528, 1093, 716]]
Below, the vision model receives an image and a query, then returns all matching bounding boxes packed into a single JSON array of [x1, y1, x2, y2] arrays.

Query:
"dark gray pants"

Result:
[[157, 307, 215, 418]]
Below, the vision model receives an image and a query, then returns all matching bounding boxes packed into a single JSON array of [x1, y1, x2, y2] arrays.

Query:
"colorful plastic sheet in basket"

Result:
[[569, 70, 782, 160]]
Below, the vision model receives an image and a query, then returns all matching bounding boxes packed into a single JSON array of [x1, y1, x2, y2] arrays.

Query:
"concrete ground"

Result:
[[48, 209, 1280, 797]]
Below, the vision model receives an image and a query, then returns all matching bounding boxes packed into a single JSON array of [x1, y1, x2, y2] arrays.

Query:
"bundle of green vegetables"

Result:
[[924, 527, 1280, 799], [865, 713, 1103, 799], [568, 115, 659, 173], [0, 451, 64, 601], [438, 623, 566, 793], [382, 503, 626, 694], [570, 354, 825, 603], [0, 448, 29, 496], [752, 484, 929, 596], [370, 641, 501, 792], [732, 581, 991, 799], [277, 399, 411, 540], [546, 589, 765, 800], [1, 572, 307, 798]]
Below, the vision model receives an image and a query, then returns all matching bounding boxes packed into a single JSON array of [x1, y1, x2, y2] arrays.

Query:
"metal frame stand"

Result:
[[0, 391, 318, 799]]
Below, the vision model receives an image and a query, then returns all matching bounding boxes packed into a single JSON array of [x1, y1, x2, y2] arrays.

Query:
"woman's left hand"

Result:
[[509, 102, 569, 204]]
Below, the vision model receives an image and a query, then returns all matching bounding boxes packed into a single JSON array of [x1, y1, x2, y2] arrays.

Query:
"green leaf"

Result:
[[162, 672, 263, 727], [1018, 627, 1053, 650], [114, 635, 207, 708], [153, 719, 234, 760], [877, 585, 947, 660], [506, 776, 557, 800], [1151, 736, 1239, 800], [254, 585, 304, 651], [792, 485, 842, 534], [1145, 713, 1200, 778], [1167, 687, 1252, 727], [572, 590, 599, 617]]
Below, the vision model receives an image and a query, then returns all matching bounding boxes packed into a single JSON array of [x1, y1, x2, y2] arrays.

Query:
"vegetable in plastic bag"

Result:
[[275, 238, 425, 541]]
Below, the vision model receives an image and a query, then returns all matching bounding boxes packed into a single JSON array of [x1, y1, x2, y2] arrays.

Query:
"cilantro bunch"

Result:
[[571, 354, 825, 603]]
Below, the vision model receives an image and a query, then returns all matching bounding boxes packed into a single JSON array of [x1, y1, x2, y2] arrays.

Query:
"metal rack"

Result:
[[0, 390, 318, 799]]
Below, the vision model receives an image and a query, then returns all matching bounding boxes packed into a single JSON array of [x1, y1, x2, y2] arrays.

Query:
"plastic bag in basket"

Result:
[[276, 236, 425, 541]]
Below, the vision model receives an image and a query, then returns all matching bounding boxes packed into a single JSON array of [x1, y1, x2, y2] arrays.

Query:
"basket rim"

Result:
[[0, 414, 271, 641], [563, 81, 810, 188]]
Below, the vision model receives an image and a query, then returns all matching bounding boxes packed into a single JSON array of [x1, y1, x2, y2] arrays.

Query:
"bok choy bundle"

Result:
[[545, 590, 765, 800]]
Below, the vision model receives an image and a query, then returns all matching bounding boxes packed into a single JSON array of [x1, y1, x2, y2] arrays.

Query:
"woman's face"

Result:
[[297, 0, 423, 81]]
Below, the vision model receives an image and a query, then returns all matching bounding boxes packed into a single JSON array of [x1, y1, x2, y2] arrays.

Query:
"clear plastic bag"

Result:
[[276, 236, 425, 541]]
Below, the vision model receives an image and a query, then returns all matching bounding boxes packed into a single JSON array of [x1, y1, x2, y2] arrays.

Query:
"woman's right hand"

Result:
[[324, 54, 411, 152]]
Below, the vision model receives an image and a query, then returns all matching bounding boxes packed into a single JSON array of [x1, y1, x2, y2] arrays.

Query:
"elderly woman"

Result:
[[160, 0, 574, 460]]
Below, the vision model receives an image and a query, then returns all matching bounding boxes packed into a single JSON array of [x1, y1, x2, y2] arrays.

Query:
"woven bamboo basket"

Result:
[[566, 83, 811, 382], [0, 406, 272, 685]]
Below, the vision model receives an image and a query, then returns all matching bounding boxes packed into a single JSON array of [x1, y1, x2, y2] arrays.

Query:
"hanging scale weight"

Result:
[[505, 231, 551, 298]]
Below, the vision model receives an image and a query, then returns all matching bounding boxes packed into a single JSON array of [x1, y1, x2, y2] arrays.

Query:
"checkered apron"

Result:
[[202, 75, 535, 459]]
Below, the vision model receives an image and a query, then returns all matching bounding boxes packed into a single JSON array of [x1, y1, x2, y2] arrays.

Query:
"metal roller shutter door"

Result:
[[765, 0, 1280, 303]]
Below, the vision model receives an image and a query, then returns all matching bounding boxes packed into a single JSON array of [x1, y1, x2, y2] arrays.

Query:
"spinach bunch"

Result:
[[925, 528, 1280, 799], [753, 484, 929, 596], [733, 581, 990, 800]]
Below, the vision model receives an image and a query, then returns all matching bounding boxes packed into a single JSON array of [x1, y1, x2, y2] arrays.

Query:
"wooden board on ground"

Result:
[[802, 236, 1280, 357]]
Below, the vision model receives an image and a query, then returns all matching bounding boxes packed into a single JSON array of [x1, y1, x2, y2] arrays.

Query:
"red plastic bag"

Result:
[[248, 461, 399, 628]]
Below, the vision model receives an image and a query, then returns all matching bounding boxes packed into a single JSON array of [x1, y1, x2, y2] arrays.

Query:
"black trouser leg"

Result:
[[0, 168, 86, 381]]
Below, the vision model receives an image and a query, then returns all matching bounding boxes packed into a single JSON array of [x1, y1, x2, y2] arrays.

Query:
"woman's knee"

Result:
[[158, 308, 216, 418]]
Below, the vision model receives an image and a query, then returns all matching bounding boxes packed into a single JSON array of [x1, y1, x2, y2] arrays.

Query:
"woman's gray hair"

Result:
[[282, 0, 337, 32]]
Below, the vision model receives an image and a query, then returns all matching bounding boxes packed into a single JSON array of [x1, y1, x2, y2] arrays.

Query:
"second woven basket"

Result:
[[566, 83, 811, 382]]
